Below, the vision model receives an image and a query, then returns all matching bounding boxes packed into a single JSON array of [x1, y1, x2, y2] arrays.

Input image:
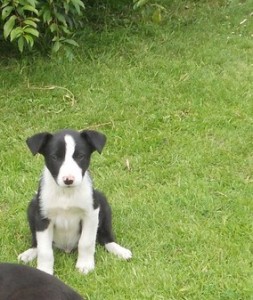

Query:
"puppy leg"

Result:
[[96, 191, 132, 260], [36, 224, 54, 275], [18, 198, 39, 263], [76, 208, 99, 275], [105, 242, 132, 260], [99, 216, 132, 260]]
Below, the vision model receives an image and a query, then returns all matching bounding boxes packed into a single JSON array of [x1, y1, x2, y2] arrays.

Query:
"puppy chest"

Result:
[[50, 209, 83, 252]]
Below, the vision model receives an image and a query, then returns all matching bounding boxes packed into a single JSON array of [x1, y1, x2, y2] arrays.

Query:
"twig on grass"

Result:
[[125, 158, 131, 171], [81, 121, 115, 131], [27, 83, 76, 106]]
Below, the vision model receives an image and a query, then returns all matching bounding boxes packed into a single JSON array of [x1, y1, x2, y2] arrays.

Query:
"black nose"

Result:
[[64, 179, 74, 185]]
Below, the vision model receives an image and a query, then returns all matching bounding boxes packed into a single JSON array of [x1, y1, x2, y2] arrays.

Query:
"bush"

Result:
[[0, 0, 158, 57], [1, 0, 85, 57]]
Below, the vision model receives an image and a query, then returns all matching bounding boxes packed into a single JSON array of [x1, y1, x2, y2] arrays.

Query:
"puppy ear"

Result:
[[80, 130, 106, 154], [26, 132, 52, 155]]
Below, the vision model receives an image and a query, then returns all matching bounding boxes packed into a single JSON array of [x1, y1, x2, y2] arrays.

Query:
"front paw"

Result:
[[37, 265, 54, 275], [18, 248, 37, 263], [76, 258, 95, 275]]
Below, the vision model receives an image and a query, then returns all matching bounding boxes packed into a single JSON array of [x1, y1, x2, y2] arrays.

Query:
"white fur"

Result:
[[18, 248, 37, 263], [76, 208, 99, 274], [40, 168, 93, 218], [105, 242, 132, 260], [39, 168, 98, 274], [57, 135, 83, 187], [53, 210, 82, 253], [36, 227, 54, 275]]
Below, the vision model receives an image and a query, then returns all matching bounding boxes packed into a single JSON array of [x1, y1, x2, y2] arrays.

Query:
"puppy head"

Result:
[[26, 129, 106, 187]]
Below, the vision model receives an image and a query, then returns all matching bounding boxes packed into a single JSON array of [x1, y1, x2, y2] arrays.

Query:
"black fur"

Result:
[[0, 263, 84, 300]]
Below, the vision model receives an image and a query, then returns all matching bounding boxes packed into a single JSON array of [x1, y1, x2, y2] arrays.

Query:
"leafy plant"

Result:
[[133, 0, 166, 24], [1, 0, 85, 56]]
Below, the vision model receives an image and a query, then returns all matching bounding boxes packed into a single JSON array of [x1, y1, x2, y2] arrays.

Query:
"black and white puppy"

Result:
[[18, 129, 132, 275], [0, 263, 84, 300]]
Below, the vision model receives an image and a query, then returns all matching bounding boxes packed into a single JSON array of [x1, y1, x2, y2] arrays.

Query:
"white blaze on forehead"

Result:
[[56, 134, 83, 187], [64, 135, 76, 159]]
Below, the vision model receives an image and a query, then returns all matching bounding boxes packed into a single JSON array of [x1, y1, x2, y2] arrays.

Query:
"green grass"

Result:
[[0, 1, 253, 299]]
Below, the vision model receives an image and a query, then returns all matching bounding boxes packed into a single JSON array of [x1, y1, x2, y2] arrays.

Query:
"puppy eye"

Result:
[[77, 154, 85, 160], [50, 154, 58, 161]]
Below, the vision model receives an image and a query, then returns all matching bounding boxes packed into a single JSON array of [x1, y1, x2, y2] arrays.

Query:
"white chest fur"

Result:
[[51, 208, 83, 252], [40, 168, 94, 252]]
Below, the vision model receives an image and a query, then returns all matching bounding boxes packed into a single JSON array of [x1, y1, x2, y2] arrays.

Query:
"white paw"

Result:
[[117, 247, 132, 260], [18, 248, 37, 263], [37, 265, 53, 275], [76, 258, 95, 275], [105, 242, 132, 260]]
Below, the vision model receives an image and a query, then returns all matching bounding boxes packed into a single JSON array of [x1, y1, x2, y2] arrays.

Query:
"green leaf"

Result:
[[42, 9, 52, 23], [63, 2, 70, 13], [22, 5, 38, 15], [70, 0, 85, 8], [60, 25, 71, 34], [1, 2, 10, 9], [64, 46, 74, 61], [26, 0, 36, 6], [55, 12, 67, 25], [52, 40, 61, 53], [70, 0, 85, 15], [64, 39, 79, 47], [28, 17, 40, 22], [23, 19, 37, 28], [16, 6, 25, 17], [49, 23, 58, 33], [24, 27, 39, 37], [19, 0, 27, 5], [77, 0, 85, 9], [133, 0, 149, 10], [24, 34, 34, 47], [18, 36, 25, 52], [3, 15, 17, 39], [10, 26, 23, 41], [2, 6, 14, 20]]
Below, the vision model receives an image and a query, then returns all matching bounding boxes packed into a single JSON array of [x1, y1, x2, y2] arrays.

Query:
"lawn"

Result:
[[0, 1, 253, 299]]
